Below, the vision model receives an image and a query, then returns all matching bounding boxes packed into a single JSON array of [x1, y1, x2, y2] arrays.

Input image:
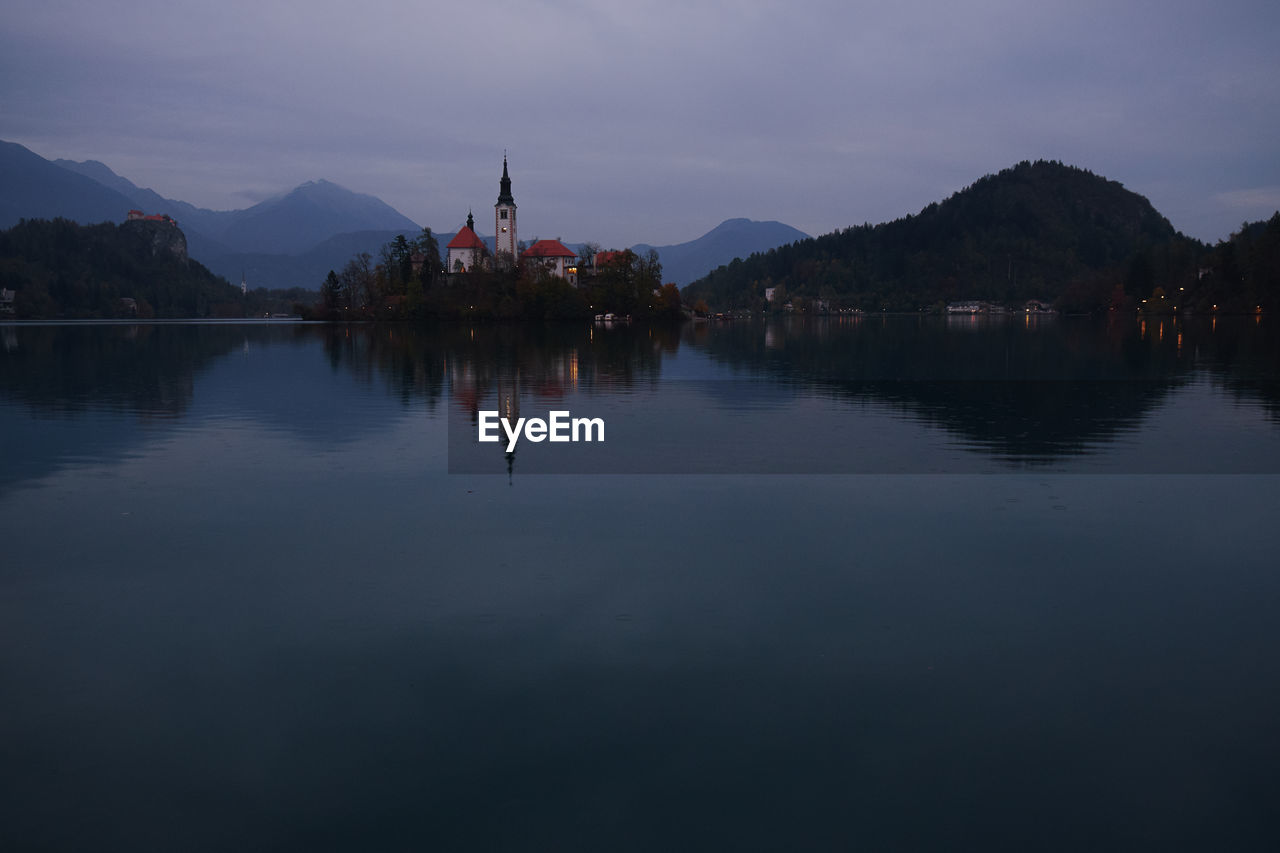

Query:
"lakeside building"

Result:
[[447, 159, 578, 283], [522, 239, 578, 284]]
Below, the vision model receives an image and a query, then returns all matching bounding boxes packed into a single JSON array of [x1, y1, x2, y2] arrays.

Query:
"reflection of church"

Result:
[[448, 344, 586, 481], [445, 159, 577, 283]]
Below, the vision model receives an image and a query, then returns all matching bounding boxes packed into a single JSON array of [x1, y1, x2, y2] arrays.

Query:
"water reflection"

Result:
[[3, 318, 1280, 850], [0, 322, 238, 417], [1, 317, 1278, 484]]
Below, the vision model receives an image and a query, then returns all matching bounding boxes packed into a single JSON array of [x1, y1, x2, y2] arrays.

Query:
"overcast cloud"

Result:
[[2, 0, 1277, 245]]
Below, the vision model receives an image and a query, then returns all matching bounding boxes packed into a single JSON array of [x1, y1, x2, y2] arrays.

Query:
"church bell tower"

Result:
[[494, 156, 517, 261]]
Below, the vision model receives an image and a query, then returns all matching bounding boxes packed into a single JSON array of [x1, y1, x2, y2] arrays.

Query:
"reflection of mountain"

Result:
[[0, 322, 678, 431], [1193, 316, 1280, 426], [3, 318, 1276, 488], [0, 324, 434, 494], [0, 322, 683, 492], [0, 324, 235, 417], [0, 324, 236, 492], [854, 380, 1165, 463], [690, 315, 1280, 463]]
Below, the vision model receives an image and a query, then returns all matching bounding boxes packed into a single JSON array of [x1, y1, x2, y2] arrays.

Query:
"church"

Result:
[[445, 158, 577, 283]]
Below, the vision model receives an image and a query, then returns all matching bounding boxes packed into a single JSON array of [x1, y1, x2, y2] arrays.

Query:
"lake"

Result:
[[3, 315, 1279, 851]]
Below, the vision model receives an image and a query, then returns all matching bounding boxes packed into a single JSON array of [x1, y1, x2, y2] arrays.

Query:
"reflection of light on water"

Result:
[[499, 377, 519, 423]]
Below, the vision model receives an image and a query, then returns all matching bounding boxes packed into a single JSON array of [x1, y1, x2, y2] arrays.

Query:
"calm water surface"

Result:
[[2, 317, 1279, 850]]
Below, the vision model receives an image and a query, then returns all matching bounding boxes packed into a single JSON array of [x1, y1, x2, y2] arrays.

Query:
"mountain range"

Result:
[[1, 140, 808, 290]]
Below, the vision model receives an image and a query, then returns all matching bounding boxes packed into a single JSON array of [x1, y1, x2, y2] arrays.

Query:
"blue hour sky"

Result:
[[2, 0, 1277, 246]]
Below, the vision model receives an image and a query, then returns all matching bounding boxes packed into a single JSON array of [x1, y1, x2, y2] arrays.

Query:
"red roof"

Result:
[[522, 239, 576, 258], [595, 250, 629, 266], [447, 226, 485, 250], [126, 210, 176, 224]]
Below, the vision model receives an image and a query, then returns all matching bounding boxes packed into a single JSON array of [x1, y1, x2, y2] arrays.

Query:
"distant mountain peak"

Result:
[[629, 218, 810, 286], [296, 178, 342, 191], [217, 176, 419, 255], [55, 157, 114, 173], [52, 157, 141, 196], [283, 179, 387, 207]]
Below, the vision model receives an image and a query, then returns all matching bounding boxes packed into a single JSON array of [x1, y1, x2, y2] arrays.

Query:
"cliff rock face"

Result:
[[121, 218, 188, 263]]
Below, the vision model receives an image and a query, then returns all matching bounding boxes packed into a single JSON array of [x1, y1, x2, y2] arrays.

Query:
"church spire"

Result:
[[494, 155, 517, 261], [466, 210, 474, 231], [497, 155, 514, 206]]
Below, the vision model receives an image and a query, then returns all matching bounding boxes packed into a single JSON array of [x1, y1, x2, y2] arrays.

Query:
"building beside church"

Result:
[[522, 239, 578, 284]]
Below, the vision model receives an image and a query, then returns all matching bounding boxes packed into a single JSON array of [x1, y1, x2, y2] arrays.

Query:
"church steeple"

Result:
[[494, 155, 517, 260], [497, 156, 515, 206], [466, 210, 474, 231]]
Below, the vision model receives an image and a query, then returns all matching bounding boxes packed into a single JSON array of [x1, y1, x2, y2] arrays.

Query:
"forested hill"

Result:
[[0, 217, 242, 318], [684, 160, 1190, 312]]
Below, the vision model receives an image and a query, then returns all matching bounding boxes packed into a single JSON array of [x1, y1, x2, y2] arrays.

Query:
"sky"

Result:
[[2, 0, 1278, 247]]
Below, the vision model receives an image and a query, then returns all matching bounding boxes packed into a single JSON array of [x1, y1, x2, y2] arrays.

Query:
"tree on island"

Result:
[[316, 231, 686, 321]]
